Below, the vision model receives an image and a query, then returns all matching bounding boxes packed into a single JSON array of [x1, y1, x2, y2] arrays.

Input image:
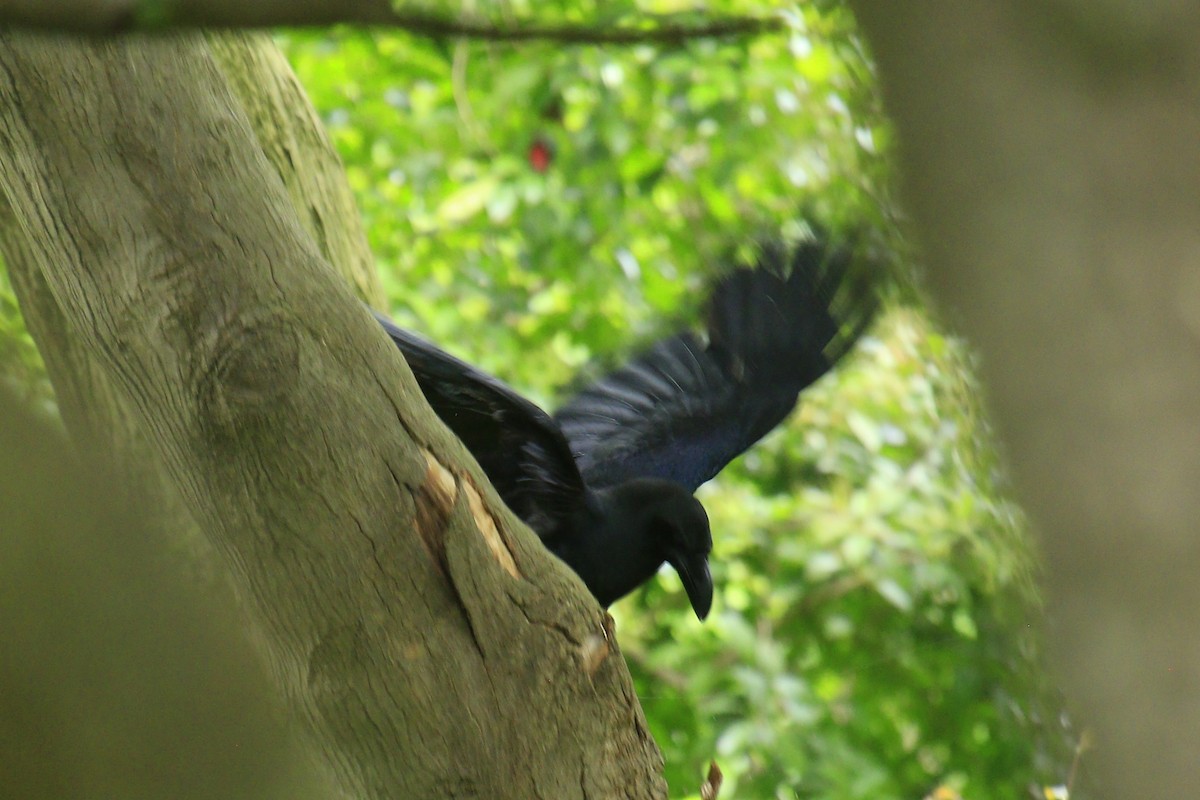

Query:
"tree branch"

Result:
[[0, 33, 665, 798], [208, 33, 384, 308], [0, 1, 780, 43]]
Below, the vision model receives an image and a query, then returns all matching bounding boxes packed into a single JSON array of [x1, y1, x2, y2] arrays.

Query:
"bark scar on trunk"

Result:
[[462, 478, 520, 579], [413, 448, 457, 574], [420, 448, 457, 508], [416, 448, 521, 580]]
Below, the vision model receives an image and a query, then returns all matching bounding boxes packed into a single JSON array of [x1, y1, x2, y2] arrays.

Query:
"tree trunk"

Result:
[[0, 34, 665, 799], [852, 3, 1200, 797], [207, 33, 383, 308], [0, 32, 382, 587]]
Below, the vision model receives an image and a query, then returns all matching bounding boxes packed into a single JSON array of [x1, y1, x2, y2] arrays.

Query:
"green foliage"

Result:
[[0, 269, 54, 419], [280, 3, 890, 393], [283, 7, 1071, 797]]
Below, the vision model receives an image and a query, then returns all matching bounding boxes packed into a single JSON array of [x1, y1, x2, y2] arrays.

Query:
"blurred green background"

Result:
[[0, 4, 1078, 798]]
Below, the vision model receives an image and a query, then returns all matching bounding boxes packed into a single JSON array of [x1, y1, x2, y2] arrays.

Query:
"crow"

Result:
[[374, 236, 874, 620]]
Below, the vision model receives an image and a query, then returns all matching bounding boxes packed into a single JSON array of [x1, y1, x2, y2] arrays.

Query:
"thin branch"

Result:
[[387, 10, 783, 45], [0, 1, 783, 44], [700, 762, 724, 800]]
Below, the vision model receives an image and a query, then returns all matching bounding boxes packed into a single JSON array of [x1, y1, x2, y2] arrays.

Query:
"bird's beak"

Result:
[[667, 550, 713, 621]]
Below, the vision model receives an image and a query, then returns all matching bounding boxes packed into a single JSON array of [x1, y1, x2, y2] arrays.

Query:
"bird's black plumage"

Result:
[[374, 235, 874, 619], [556, 239, 874, 491]]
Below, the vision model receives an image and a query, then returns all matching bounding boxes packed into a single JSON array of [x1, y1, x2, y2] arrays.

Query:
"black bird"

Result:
[[374, 236, 874, 620]]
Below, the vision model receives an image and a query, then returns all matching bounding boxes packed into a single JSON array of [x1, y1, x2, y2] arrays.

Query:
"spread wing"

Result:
[[373, 312, 587, 536], [554, 238, 875, 491]]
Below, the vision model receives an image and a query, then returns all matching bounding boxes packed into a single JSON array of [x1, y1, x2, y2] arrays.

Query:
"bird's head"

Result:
[[589, 478, 714, 619], [658, 494, 714, 621], [630, 479, 714, 621]]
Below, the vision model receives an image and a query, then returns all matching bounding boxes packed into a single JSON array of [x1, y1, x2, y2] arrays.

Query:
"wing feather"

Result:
[[373, 312, 587, 536], [555, 237, 875, 491]]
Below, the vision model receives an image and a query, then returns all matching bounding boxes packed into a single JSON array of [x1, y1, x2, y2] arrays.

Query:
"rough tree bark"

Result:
[[0, 32, 381, 586], [0, 35, 666, 799], [207, 34, 383, 308], [852, 2, 1200, 797]]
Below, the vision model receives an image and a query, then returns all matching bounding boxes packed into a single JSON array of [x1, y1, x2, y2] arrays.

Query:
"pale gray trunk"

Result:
[[0, 34, 665, 799]]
